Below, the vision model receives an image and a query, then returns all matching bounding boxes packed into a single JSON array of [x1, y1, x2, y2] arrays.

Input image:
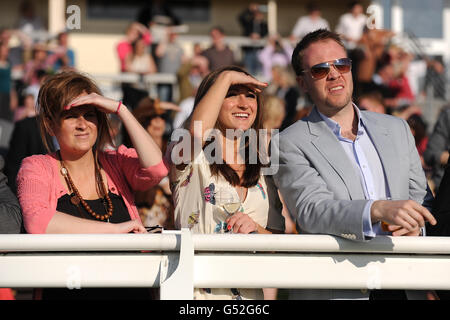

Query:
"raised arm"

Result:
[[188, 71, 267, 151], [66, 94, 163, 168]]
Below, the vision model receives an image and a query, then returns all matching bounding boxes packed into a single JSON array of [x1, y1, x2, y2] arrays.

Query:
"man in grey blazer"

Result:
[[271, 29, 436, 299]]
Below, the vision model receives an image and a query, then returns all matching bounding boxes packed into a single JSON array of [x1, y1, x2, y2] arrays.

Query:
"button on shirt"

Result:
[[318, 106, 391, 237]]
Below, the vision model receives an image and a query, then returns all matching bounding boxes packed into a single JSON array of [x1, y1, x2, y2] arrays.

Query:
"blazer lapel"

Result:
[[307, 108, 365, 199], [360, 112, 399, 198]]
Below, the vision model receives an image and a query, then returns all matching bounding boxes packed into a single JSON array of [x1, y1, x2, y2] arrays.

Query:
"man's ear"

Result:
[[296, 76, 308, 94]]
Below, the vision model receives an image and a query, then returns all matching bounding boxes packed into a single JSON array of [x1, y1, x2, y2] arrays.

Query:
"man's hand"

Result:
[[383, 223, 421, 236], [371, 200, 436, 233]]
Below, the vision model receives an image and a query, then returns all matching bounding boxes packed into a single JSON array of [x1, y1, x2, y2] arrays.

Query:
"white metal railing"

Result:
[[92, 72, 179, 102], [1, 229, 450, 299]]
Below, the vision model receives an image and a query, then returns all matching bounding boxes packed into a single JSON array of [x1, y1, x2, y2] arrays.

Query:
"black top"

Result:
[[39, 192, 153, 300], [56, 192, 130, 223]]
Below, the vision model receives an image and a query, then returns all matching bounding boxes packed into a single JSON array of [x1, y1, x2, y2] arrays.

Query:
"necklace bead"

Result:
[[59, 151, 113, 221]]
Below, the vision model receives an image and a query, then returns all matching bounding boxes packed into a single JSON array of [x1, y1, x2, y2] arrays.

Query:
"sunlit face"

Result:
[[297, 39, 353, 117], [217, 84, 258, 132], [54, 104, 99, 156]]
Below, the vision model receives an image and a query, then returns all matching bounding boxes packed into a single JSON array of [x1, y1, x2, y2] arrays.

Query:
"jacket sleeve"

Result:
[[0, 167, 22, 234]]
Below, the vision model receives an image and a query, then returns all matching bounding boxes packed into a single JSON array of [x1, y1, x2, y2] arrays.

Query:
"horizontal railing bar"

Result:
[[193, 252, 450, 290], [192, 234, 450, 254], [0, 234, 180, 252], [2, 234, 450, 254], [0, 253, 167, 288]]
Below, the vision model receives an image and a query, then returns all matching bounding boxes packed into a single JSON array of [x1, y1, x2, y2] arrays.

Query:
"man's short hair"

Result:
[[291, 29, 346, 76]]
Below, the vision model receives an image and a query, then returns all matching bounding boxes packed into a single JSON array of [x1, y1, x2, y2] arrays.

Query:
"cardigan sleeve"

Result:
[[103, 145, 169, 192], [16, 155, 56, 234]]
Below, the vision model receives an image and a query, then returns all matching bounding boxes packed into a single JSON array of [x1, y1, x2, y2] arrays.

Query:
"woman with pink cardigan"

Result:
[[16, 71, 169, 299], [17, 71, 168, 235]]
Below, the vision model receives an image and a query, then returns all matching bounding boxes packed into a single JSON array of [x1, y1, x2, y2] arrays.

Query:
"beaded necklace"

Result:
[[58, 150, 114, 221]]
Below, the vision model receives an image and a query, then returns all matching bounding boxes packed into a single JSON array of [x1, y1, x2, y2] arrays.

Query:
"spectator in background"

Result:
[[116, 22, 152, 73], [261, 95, 297, 236], [155, 27, 185, 102], [125, 37, 157, 76], [127, 97, 174, 230], [424, 106, 450, 192], [424, 56, 446, 100], [136, 0, 181, 53], [352, 27, 395, 98], [123, 37, 157, 111], [0, 28, 32, 78], [137, 0, 181, 28], [262, 95, 285, 140], [5, 92, 47, 195], [0, 41, 14, 122], [290, 2, 329, 42], [13, 92, 36, 122], [357, 91, 386, 114], [0, 118, 13, 158], [48, 31, 75, 71], [17, 0, 46, 42], [386, 46, 415, 107], [238, 3, 268, 39], [23, 42, 52, 86], [335, 1, 367, 50], [174, 54, 209, 129], [267, 65, 300, 131], [238, 3, 268, 75], [177, 52, 209, 103], [21, 68, 47, 108], [258, 35, 293, 82], [201, 26, 235, 71], [407, 113, 429, 165]]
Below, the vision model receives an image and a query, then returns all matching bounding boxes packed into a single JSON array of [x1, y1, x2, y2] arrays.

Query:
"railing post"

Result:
[[159, 228, 194, 300]]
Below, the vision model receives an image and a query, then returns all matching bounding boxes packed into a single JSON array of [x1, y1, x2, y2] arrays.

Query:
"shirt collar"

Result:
[[317, 104, 365, 138]]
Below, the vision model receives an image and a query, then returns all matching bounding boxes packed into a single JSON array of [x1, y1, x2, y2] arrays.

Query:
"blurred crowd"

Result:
[[0, 0, 449, 300]]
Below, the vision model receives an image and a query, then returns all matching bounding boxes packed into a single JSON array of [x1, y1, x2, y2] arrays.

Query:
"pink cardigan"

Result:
[[17, 145, 169, 234]]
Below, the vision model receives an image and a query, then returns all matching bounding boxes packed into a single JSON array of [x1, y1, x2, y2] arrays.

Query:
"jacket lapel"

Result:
[[307, 108, 365, 199], [360, 112, 399, 198]]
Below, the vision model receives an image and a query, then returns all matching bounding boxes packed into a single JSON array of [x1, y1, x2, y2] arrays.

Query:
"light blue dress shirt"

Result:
[[318, 106, 391, 237]]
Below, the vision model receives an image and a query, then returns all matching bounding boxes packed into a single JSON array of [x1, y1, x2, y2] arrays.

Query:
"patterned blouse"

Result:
[[169, 150, 284, 300]]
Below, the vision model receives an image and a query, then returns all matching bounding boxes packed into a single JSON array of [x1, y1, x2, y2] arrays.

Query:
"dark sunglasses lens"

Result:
[[335, 64, 351, 73], [335, 59, 352, 73], [310, 66, 330, 79]]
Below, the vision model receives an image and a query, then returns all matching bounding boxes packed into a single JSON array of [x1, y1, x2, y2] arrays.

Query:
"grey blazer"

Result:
[[272, 107, 432, 242]]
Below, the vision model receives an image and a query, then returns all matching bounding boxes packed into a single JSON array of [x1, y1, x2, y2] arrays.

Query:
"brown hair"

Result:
[[291, 29, 346, 76], [37, 71, 114, 152], [191, 65, 265, 188]]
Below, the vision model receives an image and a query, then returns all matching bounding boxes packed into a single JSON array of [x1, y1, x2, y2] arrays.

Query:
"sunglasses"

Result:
[[301, 58, 352, 80]]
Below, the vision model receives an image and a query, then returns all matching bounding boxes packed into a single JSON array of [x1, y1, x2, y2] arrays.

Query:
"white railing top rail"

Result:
[[1, 233, 450, 254], [92, 72, 177, 84]]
